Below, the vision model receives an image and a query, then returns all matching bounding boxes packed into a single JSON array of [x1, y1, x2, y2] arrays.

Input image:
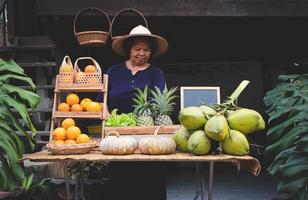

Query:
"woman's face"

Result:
[[129, 38, 152, 66]]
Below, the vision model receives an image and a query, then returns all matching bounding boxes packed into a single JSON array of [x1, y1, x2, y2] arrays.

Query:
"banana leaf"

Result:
[[0, 121, 24, 157], [0, 136, 24, 182], [0, 128, 19, 155], [0, 59, 25, 75], [1, 95, 36, 132], [263, 74, 308, 198], [265, 126, 308, 160], [0, 106, 35, 151], [1, 84, 40, 109], [279, 162, 308, 177], [0, 168, 7, 189], [277, 171, 308, 192]]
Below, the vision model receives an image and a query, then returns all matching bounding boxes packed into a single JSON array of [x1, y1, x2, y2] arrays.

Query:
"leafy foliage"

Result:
[[105, 109, 136, 127], [263, 74, 308, 200], [0, 59, 51, 199]]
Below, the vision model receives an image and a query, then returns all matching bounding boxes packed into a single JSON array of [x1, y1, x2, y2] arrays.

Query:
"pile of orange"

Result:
[[51, 118, 90, 145], [58, 93, 103, 112]]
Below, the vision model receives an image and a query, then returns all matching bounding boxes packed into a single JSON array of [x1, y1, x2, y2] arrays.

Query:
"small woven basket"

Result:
[[58, 55, 74, 85], [47, 140, 97, 155], [73, 57, 102, 85], [74, 7, 111, 46], [110, 8, 148, 44]]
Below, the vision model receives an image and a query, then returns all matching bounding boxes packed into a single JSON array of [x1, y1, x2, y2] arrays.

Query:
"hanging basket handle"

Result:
[[73, 57, 102, 74], [110, 8, 148, 40], [73, 7, 111, 35]]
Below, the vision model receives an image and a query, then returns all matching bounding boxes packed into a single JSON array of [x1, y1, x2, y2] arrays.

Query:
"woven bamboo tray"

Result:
[[47, 140, 98, 155]]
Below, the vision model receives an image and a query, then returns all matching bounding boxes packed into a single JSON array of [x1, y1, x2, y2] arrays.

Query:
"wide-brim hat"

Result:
[[112, 25, 168, 58]]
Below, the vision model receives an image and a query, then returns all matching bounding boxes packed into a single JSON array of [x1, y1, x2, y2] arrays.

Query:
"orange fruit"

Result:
[[61, 118, 75, 129], [52, 127, 66, 140], [64, 139, 77, 144], [66, 93, 80, 106], [59, 64, 73, 73], [86, 102, 103, 112], [75, 72, 84, 83], [85, 65, 96, 73], [53, 140, 65, 145], [80, 98, 92, 111], [76, 134, 90, 144], [58, 103, 70, 112], [66, 126, 81, 140], [71, 104, 83, 112]]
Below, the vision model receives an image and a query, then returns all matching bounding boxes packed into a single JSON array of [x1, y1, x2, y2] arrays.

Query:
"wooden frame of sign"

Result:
[[180, 86, 221, 109]]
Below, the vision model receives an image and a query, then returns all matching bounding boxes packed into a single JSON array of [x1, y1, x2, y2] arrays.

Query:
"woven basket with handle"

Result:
[[74, 7, 111, 46], [58, 55, 74, 85], [73, 57, 102, 85], [110, 8, 148, 44]]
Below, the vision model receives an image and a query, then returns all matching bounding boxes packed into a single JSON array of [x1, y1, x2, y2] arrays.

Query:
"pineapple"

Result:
[[150, 86, 178, 126], [133, 86, 154, 126]]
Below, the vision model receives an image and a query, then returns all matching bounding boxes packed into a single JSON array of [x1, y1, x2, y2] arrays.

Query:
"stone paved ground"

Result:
[[166, 163, 287, 200]]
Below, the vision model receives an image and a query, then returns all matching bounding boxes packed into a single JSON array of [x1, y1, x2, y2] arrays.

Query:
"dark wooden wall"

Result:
[[6, 1, 308, 148]]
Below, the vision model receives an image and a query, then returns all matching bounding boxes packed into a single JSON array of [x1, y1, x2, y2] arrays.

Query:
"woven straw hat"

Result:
[[112, 25, 168, 58]]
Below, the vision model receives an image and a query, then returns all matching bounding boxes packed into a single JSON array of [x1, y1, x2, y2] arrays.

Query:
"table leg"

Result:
[[208, 161, 214, 200], [63, 161, 71, 200], [75, 176, 79, 200], [193, 162, 205, 200], [80, 162, 86, 200]]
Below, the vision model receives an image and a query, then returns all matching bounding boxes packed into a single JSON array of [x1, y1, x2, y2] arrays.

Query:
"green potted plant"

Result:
[[0, 58, 52, 199], [263, 74, 308, 200]]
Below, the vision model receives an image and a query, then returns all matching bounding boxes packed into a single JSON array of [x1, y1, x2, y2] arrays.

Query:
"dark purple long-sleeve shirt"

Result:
[[106, 62, 165, 114]]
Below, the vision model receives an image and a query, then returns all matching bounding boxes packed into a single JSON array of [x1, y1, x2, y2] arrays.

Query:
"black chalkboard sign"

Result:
[[180, 87, 220, 108]]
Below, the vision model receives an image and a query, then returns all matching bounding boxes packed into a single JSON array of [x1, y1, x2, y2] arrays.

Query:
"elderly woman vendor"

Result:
[[106, 25, 168, 114], [106, 25, 169, 200]]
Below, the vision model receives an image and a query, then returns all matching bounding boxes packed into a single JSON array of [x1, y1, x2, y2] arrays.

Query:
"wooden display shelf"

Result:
[[103, 125, 181, 135], [53, 111, 104, 119]]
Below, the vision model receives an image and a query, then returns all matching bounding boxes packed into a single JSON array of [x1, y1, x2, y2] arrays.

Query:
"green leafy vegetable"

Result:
[[106, 109, 136, 127]]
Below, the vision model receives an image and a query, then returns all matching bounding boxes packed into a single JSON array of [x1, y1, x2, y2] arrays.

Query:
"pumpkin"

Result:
[[138, 127, 176, 155], [99, 131, 137, 155]]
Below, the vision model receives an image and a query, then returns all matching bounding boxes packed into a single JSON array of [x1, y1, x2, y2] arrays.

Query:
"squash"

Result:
[[99, 131, 137, 155], [138, 127, 176, 155]]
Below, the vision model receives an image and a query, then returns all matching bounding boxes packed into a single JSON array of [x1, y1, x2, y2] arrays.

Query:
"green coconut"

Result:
[[227, 108, 265, 134], [178, 106, 207, 131], [172, 127, 191, 152], [199, 105, 217, 120], [221, 129, 250, 156], [204, 114, 229, 141], [187, 130, 211, 155]]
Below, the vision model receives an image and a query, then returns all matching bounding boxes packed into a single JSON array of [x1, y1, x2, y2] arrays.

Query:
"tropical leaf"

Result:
[[0, 59, 25, 75], [263, 74, 308, 198], [1, 84, 40, 109], [1, 95, 36, 132]]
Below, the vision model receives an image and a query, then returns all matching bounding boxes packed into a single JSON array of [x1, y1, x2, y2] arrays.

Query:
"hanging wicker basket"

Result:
[[74, 7, 111, 46], [58, 55, 74, 85], [73, 57, 102, 85], [110, 8, 148, 44]]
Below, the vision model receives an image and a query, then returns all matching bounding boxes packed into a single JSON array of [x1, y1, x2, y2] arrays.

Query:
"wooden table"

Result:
[[23, 150, 261, 200]]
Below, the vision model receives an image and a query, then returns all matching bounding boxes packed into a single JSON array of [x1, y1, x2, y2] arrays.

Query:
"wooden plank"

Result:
[[17, 62, 56, 68], [53, 111, 104, 119], [22, 150, 261, 176], [35, 0, 308, 17], [104, 125, 181, 135]]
